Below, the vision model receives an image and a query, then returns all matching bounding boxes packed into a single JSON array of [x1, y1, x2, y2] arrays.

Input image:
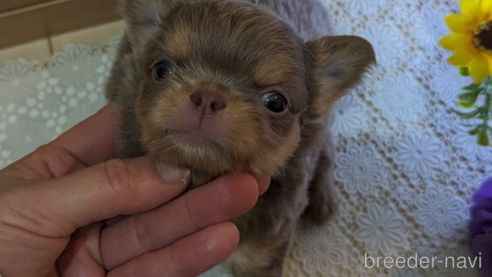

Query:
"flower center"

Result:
[[351, 162, 366, 176], [413, 149, 423, 158], [311, 240, 327, 255], [474, 21, 492, 52], [376, 225, 384, 234], [435, 204, 446, 217]]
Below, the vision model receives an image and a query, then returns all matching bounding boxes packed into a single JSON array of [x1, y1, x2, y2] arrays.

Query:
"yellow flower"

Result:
[[439, 0, 492, 84]]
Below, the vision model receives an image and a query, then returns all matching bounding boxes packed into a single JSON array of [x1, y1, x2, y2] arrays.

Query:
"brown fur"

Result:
[[106, 0, 375, 276]]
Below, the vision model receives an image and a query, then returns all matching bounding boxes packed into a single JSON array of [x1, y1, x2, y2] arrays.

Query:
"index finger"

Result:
[[100, 173, 260, 270]]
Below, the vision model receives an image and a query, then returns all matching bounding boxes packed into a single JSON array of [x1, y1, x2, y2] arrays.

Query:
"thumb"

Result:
[[29, 157, 190, 237]]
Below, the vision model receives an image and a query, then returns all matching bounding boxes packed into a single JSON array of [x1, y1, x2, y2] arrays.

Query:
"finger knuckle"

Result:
[[184, 197, 202, 230], [133, 216, 155, 252], [32, 144, 66, 177], [103, 159, 137, 195], [129, 259, 149, 277], [169, 245, 187, 277]]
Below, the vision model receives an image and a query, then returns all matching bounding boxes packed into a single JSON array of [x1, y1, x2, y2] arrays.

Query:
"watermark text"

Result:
[[364, 252, 481, 269]]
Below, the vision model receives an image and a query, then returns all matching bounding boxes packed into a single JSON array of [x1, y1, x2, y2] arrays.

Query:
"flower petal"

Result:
[[482, 0, 492, 14], [445, 14, 475, 33], [487, 56, 492, 76], [469, 56, 489, 83], [448, 47, 475, 66], [357, 229, 375, 239], [306, 256, 317, 270], [461, 0, 481, 16], [385, 231, 403, 245], [357, 215, 374, 227], [439, 33, 472, 51]]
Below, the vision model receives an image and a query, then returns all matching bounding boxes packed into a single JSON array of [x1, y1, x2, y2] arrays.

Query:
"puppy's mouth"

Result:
[[167, 129, 221, 148]]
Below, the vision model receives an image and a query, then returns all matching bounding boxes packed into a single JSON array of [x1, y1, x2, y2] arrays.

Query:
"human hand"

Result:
[[0, 105, 271, 277]]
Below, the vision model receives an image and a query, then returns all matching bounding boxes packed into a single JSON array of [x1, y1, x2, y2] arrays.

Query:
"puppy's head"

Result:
[[122, 0, 375, 177]]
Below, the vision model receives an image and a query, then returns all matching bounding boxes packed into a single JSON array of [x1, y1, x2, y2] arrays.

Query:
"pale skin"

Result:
[[0, 104, 271, 277]]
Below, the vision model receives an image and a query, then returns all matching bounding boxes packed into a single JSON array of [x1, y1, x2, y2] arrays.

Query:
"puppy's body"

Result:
[[106, 0, 374, 276]]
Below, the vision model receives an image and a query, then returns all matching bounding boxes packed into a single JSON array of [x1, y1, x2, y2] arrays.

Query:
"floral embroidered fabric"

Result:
[[0, 0, 489, 276]]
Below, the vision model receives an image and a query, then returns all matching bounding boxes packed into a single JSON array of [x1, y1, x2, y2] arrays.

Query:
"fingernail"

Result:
[[156, 163, 190, 185]]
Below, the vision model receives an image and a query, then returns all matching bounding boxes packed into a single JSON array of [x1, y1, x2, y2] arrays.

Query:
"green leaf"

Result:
[[488, 126, 492, 139], [458, 76, 492, 148], [457, 88, 482, 108], [458, 101, 479, 109], [478, 131, 490, 146], [462, 83, 481, 91], [457, 91, 479, 101], [469, 125, 481, 136], [476, 111, 491, 120], [452, 108, 481, 119], [459, 67, 470, 76]]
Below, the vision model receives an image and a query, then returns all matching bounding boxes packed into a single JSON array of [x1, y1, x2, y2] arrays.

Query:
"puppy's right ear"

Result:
[[305, 36, 375, 119], [120, 0, 177, 55]]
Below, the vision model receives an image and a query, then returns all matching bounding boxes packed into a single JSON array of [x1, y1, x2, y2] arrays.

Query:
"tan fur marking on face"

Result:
[[278, 121, 301, 157], [249, 119, 300, 176], [163, 23, 191, 61], [192, 80, 230, 99], [253, 54, 294, 87]]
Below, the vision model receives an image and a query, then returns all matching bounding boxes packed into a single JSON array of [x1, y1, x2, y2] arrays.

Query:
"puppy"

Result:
[[105, 0, 375, 276]]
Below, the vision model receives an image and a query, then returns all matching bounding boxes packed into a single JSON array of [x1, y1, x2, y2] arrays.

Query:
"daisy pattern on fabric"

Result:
[[393, 132, 443, 178], [452, 118, 492, 161], [348, 258, 375, 277], [334, 146, 385, 195], [433, 268, 478, 277], [331, 94, 367, 137], [294, 225, 344, 274], [373, 74, 423, 124], [0, 60, 41, 107], [25, 89, 69, 135], [100, 36, 122, 69], [0, 104, 18, 131], [354, 204, 406, 255], [439, 0, 492, 84], [2, 118, 53, 162], [356, 22, 404, 68], [413, 7, 449, 48], [414, 187, 467, 238], [343, 0, 383, 14], [389, 267, 421, 277], [0, 142, 10, 168], [430, 60, 473, 100], [50, 45, 101, 88]]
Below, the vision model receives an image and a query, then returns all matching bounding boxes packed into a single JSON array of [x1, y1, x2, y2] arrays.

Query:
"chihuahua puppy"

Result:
[[105, 0, 375, 276]]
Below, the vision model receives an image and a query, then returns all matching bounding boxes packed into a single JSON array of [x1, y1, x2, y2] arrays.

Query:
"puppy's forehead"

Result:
[[160, 1, 305, 85]]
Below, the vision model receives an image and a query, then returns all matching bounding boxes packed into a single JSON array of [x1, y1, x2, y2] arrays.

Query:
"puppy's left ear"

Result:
[[306, 35, 376, 119], [120, 0, 179, 56]]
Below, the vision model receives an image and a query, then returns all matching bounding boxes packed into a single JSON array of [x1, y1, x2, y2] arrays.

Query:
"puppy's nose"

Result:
[[190, 91, 227, 116]]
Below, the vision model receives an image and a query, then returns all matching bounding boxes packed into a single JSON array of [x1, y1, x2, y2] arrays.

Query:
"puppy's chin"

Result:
[[141, 133, 232, 175], [140, 125, 299, 183]]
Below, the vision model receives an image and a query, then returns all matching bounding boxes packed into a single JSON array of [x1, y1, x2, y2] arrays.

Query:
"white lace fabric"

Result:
[[0, 0, 490, 276]]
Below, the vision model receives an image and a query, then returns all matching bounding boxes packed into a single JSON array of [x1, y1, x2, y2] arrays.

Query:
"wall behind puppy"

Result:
[[0, 0, 120, 49]]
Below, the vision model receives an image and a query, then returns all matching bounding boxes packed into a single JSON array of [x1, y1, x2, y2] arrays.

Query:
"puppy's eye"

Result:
[[262, 92, 287, 113], [154, 61, 176, 80]]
